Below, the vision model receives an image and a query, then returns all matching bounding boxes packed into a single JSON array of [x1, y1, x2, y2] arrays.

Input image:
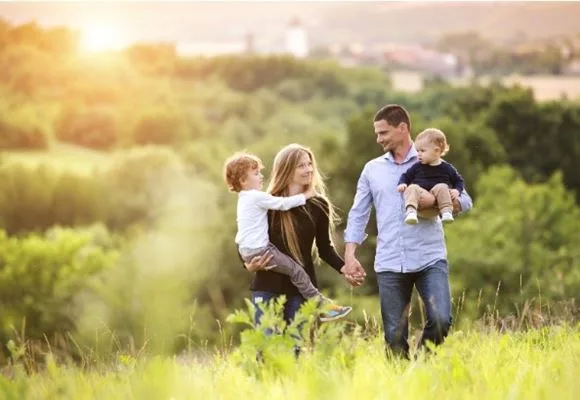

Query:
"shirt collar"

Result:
[[384, 143, 418, 164]]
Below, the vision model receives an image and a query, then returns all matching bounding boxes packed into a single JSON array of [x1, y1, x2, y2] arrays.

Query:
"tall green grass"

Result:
[[1, 300, 579, 400]]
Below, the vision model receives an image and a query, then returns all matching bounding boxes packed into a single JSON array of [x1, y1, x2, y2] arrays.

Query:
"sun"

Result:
[[80, 24, 125, 53]]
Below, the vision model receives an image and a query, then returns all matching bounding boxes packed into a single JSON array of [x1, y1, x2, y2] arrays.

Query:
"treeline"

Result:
[[435, 31, 580, 76]]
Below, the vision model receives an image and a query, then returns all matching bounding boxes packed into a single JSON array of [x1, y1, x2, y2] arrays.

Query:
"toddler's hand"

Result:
[[397, 184, 407, 193], [450, 189, 460, 200]]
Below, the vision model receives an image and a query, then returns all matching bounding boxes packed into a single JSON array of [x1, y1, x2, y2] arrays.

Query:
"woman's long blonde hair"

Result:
[[267, 144, 338, 265]]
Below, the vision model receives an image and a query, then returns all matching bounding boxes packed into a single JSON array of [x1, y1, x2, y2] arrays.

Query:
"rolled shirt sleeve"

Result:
[[457, 188, 473, 215], [344, 165, 373, 244]]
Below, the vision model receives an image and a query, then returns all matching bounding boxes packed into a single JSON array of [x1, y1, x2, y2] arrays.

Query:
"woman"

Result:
[[244, 143, 359, 325]]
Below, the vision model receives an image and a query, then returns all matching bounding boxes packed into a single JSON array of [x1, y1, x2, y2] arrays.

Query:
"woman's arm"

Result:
[[244, 253, 273, 272], [236, 244, 273, 272], [313, 198, 344, 273]]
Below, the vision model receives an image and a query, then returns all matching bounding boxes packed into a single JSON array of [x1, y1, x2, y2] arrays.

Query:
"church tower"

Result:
[[285, 16, 309, 58]]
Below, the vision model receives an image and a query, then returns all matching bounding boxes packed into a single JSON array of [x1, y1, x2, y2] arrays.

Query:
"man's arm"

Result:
[[344, 166, 373, 245], [448, 163, 465, 193], [456, 187, 473, 215], [342, 166, 373, 284], [417, 186, 473, 216]]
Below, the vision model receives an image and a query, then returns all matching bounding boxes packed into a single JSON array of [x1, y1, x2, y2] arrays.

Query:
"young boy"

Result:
[[223, 152, 352, 322], [397, 128, 465, 225]]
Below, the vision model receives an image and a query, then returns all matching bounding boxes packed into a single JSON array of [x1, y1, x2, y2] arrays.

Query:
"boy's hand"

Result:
[[304, 188, 317, 199], [397, 184, 407, 193], [450, 189, 460, 200]]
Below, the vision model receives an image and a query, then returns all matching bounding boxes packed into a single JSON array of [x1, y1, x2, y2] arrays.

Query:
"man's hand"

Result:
[[418, 188, 462, 218], [450, 189, 460, 201], [244, 252, 273, 272], [397, 184, 407, 193]]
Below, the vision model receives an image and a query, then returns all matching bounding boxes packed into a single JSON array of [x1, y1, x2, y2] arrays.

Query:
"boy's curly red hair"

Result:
[[223, 152, 264, 192]]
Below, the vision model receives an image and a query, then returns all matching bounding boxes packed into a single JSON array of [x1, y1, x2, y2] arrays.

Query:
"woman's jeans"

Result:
[[250, 290, 304, 356], [377, 259, 452, 357], [251, 290, 304, 327]]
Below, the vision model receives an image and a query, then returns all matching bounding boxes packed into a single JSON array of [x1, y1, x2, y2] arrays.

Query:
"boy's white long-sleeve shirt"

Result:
[[235, 190, 306, 249]]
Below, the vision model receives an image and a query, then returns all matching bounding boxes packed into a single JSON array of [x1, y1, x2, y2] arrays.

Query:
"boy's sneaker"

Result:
[[404, 210, 418, 225], [441, 211, 454, 224], [319, 304, 352, 322]]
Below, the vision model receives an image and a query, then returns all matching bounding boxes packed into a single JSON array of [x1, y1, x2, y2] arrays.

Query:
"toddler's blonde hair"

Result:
[[415, 128, 450, 156]]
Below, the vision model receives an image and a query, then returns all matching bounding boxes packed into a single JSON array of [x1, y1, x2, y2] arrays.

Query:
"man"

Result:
[[342, 104, 473, 357]]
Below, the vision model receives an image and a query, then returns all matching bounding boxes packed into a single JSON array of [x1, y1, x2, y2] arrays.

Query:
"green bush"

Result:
[[103, 146, 187, 230], [131, 109, 188, 146], [0, 105, 50, 150], [447, 166, 580, 315], [0, 226, 119, 345], [0, 162, 105, 234]]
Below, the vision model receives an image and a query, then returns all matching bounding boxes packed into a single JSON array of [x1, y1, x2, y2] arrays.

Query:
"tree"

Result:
[[55, 106, 119, 150], [446, 166, 580, 315]]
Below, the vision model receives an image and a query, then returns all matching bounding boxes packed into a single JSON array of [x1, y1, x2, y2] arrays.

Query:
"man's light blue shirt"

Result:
[[344, 145, 473, 273]]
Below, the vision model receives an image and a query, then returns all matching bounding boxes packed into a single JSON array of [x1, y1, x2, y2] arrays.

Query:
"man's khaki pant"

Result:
[[404, 183, 454, 218]]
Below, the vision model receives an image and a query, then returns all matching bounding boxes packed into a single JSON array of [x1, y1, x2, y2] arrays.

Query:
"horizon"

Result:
[[2, 2, 580, 52]]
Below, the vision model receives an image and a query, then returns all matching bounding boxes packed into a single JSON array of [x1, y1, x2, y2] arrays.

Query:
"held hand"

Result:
[[397, 184, 407, 193], [244, 252, 273, 273], [450, 189, 460, 201], [343, 272, 365, 287], [341, 257, 366, 287]]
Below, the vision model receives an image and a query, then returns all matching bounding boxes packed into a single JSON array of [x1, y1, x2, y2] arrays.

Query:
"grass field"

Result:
[[2, 324, 579, 400]]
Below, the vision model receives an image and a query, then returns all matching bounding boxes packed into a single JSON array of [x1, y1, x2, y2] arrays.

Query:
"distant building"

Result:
[[245, 31, 255, 54], [564, 59, 580, 75], [176, 18, 309, 58], [381, 44, 459, 77], [285, 17, 309, 58]]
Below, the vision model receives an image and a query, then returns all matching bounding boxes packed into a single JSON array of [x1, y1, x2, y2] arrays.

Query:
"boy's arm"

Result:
[[254, 191, 306, 211]]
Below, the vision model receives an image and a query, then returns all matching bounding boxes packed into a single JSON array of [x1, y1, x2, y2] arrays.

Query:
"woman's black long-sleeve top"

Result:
[[249, 197, 344, 296]]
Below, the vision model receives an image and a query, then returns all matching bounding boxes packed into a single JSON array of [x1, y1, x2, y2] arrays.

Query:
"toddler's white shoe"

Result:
[[405, 210, 418, 225], [441, 212, 454, 224]]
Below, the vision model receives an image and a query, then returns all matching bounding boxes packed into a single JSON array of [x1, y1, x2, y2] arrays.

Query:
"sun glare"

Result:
[[80, 24, 124, 53]]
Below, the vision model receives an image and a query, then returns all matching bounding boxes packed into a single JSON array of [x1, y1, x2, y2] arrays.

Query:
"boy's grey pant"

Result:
[[240, 242, 321, 299]]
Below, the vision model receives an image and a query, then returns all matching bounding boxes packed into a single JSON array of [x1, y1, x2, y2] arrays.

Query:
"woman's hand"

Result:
[[244, 252, 274, 272]]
